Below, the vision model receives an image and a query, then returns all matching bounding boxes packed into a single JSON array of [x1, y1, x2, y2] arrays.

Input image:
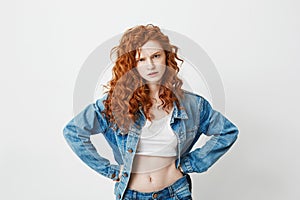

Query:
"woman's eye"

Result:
[[154, 54, 160, 58], [138, 58, 145, 62]]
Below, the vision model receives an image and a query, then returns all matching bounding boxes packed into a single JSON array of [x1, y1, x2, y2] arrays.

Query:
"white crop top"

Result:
[[135, 108, 178, 157]]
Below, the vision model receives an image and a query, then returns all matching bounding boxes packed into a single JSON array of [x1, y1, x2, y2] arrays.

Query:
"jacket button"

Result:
[[111, 173, 116, 179], [118, 194, 121, 199], [123, 172, 128, 177], [127, 148, 133, 153]]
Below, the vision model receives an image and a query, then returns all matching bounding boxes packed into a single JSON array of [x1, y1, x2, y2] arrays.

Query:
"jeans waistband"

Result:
[[123, 174, 189, 199]]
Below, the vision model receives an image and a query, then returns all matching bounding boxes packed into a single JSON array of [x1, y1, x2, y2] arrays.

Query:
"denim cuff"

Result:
[[180, 156, 194, 173], [108, 164, 121, 181]]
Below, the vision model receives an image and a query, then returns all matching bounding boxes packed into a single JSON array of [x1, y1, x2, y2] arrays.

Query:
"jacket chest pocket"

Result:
[[179, 126, 198, 156], [186, 127, 197, 142], [185, 126, 197, 137]]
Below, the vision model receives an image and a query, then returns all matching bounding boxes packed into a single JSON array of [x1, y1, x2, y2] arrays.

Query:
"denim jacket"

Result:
[[63, 90, 239, 200]]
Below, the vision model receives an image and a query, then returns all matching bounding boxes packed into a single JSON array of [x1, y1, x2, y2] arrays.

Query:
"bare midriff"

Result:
[[127, 155, 183, 192]]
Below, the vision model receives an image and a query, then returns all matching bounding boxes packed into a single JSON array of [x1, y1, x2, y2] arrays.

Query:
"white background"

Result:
[[1, 0, 300, 199]]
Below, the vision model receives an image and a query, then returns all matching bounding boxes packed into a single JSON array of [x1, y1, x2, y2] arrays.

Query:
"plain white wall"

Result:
[[1, 0, 299, 199]]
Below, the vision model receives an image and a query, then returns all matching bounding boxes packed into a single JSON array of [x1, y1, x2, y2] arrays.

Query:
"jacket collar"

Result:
[[131, 100, 188, 131], [170, 100, 188, 123], [137, 100, 188, 119]]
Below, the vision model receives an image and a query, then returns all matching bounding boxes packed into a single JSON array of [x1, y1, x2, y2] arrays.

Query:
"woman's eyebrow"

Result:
[[136, 51, 163, 59]]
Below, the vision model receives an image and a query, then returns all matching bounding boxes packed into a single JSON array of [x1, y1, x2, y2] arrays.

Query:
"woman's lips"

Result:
[[148, 72, 158, 76]]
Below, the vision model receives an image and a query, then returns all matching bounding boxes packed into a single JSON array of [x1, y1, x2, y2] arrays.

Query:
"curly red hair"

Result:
[[102, 24, 184, 132]]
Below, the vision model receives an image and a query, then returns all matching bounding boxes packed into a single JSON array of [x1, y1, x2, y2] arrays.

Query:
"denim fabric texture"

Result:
[[63, 90, 239, 200], [123, 174, 192, 200]]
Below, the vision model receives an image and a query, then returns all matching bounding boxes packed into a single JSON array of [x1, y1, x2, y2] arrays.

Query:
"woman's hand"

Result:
[[175, 161, 184, 175], [178, 165, 184, 175], [172, 160, 184, 176], [114, 165, 124, 182]]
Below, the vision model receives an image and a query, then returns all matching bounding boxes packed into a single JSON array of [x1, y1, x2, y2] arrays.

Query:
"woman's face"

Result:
[[135, 40, 167, 84]]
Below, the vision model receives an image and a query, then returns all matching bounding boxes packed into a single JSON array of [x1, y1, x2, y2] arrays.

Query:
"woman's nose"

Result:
[[146, 59, 155, 69]]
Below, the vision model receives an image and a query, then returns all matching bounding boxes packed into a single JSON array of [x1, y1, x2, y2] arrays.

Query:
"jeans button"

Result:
[[152, 193, 158, 199]]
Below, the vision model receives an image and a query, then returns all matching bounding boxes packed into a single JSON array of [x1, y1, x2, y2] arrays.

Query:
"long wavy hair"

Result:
[[102, 24, 184, 133]]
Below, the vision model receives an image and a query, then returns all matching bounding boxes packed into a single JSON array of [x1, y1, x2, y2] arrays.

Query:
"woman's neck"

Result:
[[148, 83, 160, 99]]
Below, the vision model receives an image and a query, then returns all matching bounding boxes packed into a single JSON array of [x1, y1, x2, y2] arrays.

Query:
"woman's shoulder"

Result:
[[181, 89, 207, 103], [94, 93, 109, 110]]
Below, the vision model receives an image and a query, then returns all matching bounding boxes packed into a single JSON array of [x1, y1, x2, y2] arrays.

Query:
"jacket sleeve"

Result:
[[180, 97, 239, 174], [62, 95, 121, 181]]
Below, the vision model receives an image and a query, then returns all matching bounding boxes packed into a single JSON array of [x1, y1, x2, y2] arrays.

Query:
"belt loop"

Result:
[[133, 191, 137, 199]]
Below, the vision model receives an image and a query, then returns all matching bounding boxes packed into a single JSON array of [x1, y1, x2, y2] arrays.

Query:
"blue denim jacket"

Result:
[[63, 90, 239, 200]]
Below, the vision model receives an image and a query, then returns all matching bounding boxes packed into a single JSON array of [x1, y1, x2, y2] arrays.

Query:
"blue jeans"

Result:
[[123, 174, 192, 200]]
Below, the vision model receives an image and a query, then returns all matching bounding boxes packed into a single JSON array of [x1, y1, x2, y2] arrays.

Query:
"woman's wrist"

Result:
[[178, 164, 184, 174]]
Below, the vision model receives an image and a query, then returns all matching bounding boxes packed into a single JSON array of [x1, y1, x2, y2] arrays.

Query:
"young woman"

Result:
[[63, 24, 239, 200]]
